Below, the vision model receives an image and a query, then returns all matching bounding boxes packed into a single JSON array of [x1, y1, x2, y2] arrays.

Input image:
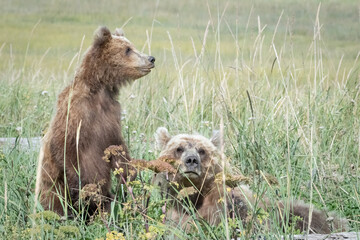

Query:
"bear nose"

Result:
[[148, 56, 155, 63], [185, 155, 199, 168]]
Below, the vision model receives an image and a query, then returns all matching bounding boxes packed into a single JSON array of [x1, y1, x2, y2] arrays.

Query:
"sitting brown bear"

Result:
[[154, 127, 348, 234], [34, 26, 155, 216]]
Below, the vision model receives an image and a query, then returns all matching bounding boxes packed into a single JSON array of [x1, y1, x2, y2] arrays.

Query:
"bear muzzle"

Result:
[[138, 55, 155, 74], [181, 153, 201, 176], [148, 56, 155, 64], [147, 56, 155, 70]]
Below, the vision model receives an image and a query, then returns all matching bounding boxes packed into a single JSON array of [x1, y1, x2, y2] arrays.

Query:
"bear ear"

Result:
[[93, 26, 112, 47], [210, 130, 221, 149], [114, 28, 125, 37], [155, 127, 171, 151]]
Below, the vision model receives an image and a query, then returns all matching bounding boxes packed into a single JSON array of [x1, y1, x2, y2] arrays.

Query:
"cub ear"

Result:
[[155, 127, 171, 151], [93, 26, 112, 47], [210, 130, 221, 149], [114, 28, 125, 37]]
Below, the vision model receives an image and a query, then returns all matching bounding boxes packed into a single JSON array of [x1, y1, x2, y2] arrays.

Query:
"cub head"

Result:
[[155, 127, 223, 189], [88, 26, 155, 84]]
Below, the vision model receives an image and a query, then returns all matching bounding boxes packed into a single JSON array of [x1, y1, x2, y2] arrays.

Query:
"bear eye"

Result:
[[125, 47, 132, 55], [176, 147, 184, 154], [198, 148, 206, 155]]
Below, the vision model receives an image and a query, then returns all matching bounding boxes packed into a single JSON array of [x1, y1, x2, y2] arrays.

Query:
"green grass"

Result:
[[0, 0, 360, 239]]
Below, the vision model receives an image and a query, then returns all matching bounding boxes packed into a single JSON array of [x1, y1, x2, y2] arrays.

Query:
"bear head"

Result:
[[81, 26, 155, 87], [155, 127, 223, 190]]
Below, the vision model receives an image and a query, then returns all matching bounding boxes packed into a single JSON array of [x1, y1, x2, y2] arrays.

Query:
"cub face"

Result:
[[155, 127, 223, 189], [92, 26, 155, 82]]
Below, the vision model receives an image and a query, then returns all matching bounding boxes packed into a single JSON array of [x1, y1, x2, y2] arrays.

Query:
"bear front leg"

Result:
[[196, 187, 225, 225], [166, 206, 195, 230], [197, 186, 249, 225]]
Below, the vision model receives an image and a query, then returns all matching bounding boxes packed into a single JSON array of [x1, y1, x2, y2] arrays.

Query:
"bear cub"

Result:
[[34, 26, 155, 216], [154, 127, 348, 234]]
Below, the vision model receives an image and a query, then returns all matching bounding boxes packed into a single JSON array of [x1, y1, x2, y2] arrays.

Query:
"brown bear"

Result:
[[154, 127, 348, 234], [34, 26, 155, 216]]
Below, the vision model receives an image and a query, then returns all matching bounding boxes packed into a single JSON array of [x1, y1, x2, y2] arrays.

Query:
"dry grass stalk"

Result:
[[214, 172, 251, 188], [104, 145, 256, 187], [103, 145, 180, 174]]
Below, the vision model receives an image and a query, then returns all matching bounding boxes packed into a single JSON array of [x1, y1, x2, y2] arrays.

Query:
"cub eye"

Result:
[[198, 148, 206, 155], [125, 47, 131, 55], [176, 147, 184, 154]]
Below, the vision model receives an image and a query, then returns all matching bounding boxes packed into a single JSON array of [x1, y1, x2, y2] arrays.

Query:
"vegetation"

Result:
[[0, 0, 359, 239]]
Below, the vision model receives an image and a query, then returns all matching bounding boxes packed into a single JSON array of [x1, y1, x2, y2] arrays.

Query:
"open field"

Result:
[[0, 0, 359, 239]]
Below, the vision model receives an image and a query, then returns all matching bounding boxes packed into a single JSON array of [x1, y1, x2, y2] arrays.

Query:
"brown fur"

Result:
[[154, 127, 348, 234], [34, 26, 155, 216]]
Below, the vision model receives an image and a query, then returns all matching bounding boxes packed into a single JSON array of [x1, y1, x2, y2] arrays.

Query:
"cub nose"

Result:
[[148, 56, 155, 63], [185, 155, 199, 168]]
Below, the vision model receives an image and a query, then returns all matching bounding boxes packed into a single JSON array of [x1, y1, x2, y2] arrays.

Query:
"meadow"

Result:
[[0, 0, 359, 239]]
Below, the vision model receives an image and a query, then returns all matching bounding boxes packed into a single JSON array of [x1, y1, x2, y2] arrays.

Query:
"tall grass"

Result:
[[0, 0, 359, 239]]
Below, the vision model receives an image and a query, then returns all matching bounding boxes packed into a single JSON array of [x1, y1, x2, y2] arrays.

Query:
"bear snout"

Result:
[[148, 56, 155, 64], [183, 154, 201, 174]]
